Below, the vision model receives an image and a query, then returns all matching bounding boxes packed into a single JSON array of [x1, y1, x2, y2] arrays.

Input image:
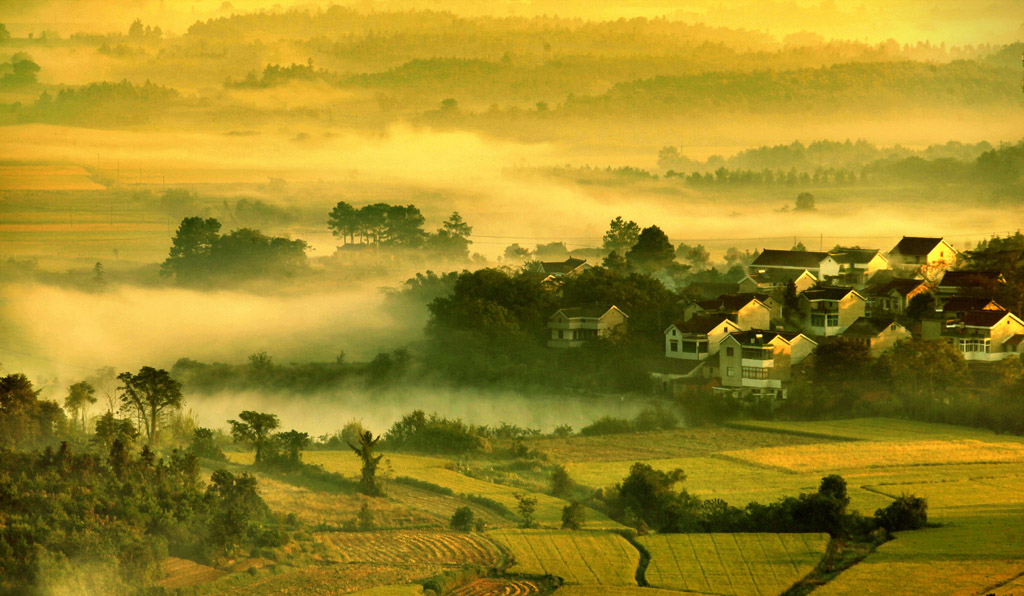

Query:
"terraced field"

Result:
[[448, 578, 544, 596], [317, 530, 503, 567], [157, 557, 227, 589], [488, 529, 639, 586], [639, 533, 829, 596]]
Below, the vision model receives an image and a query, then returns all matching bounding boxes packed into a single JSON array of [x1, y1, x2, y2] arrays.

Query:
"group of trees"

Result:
[[0, 444, 283, 594], [328, 201, 473, 259], [604, 464, 926, 538], [161, 216, 309, 283], [228, 410, 310, 470]]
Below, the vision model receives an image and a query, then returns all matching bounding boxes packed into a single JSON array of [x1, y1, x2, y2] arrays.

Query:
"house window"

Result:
[[670, 340, 679, 352], [811, 314, 825, 327], [959, 338, 990, 353], [742, 367, 769, 380], [727, 367, 735, 377], [726, 347, 734, 357], [826, 314, 839, 327]]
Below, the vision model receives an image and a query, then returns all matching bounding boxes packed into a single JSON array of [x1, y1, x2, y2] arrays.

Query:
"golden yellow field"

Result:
[[488, 529, 640, 586], [0, 165, 106, 191]]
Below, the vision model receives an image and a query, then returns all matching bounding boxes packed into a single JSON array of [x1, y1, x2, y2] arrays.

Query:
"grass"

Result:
[[487, 529, 640, 586], [638, 533, 829, 596], [721, 440, 1024, 473]]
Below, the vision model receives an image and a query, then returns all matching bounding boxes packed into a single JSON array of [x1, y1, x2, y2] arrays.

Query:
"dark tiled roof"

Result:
[[670, 314, 735, 335], [938, 270, 1004, 287], [552, 305, 624, 319], [962, 310, 1011, 328], [777, 331, 817, 345], [724, 330, 784, 345], [752, 249, 830, 268], [842, 317, 905, 339], [891, 236, 944, 256], [749, 269, 817, 285], [801, 286, 860, 301], [831, 248, 884, 265], [697, 293, 768, 313], [539, 257, 587, 274], [648, 357, 710, 377], [942, 297, 1005, 313]]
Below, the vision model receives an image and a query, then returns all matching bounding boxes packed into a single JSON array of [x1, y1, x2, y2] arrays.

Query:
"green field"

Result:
[[729, 418, 1024, 444], [639, 533, 829, 596], [488, 529, 640, 586]]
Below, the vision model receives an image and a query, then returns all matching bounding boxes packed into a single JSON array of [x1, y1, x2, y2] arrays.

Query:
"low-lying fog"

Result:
[[188, 387, 648, 437]]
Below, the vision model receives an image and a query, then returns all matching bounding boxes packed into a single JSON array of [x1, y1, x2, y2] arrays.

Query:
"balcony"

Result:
[[742, 358, 774, 368]]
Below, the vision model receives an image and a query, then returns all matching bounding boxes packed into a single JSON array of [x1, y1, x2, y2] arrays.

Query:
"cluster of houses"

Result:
[[540, 236, 1024, 401]]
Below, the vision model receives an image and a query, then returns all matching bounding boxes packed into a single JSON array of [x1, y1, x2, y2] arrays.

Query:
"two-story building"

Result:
[[798, 286, 866, 337], [749, 249, 840, 281], [841, 317, 912, 357], [693, 293, 776, 329], [922, 309, 1024, 362], [664, 315, 742, 360], [888, 237, 958, 272], [548, 305, 628, 348], [716, 330, 818, 400]]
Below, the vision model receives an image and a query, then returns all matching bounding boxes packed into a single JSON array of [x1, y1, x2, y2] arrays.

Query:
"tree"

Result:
[[875, 494, 928, 531], [160, 216, 221, 281], [275, 429, 310, 466], [791, 242, 807, 251], [782, 280, 800, 320], [449, 506, 475, 531], [327, 201, 359, 244], [92, 411, 137, 451], [64, 381, 96, 433], [427, 212, 473, 259], [348, 429, 384, 496], [561, 501, 586, 530], [657, 146, 686, 173], [503, 243, 531, 261], [128, 19, 144, 37], [550, 464, 573, 497], [0, 24, 10, 42], [611, 463, 700, 532], [228, 410, 280, 465], [514, 493, 538, 528], [1, 373, 66, 449], [117, 367, 183, 445], [602, 216, 641, 255], [884, 338, 969, 405], [676, 243, 710, 270], [626, 226, 675, 272], [794, 192, 816, 211], [906, 292, 936, 320]]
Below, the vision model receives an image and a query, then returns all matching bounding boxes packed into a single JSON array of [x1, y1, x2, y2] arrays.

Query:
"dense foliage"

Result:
[[0, 444, 283, 595]]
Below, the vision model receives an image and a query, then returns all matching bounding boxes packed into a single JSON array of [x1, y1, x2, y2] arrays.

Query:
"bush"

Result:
[[580, 416, 634, 436], [449, 506, 475, 532], [550, 464, 574, 497], [561, 501, 586, 530], [875, 494, 928, 531]]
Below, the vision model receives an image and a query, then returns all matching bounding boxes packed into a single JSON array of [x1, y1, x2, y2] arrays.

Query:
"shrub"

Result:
[[449, 506, 475, 532], [580, 416, 634, 436], [561, 501, 586, 530], [550, 464, 574, 497], [875, 494, 928, 531]]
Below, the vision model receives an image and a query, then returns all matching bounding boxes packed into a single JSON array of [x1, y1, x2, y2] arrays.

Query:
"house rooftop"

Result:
[[1004, 334, 1024, 348], [539, 257, 587, 274], [938, 270, 1004, 287], [670, 314, 735, 335], [891, 236, 946, 256], [725, 330, 787, 345], [801, 286, 860, 301], [749, 268, 818, 285], [685, 281, 742, 300], [942, 297, 1005, 313], [552, 305, 624, 320], [697, 293, 770, 313], [832, 248, 885, 265], [751, 249, 830, 269], [961, 310, 1012, 328], [842, 317, 904, 339]]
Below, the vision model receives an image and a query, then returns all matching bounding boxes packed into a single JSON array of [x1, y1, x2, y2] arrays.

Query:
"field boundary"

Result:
[[723, 421, 862, 442]]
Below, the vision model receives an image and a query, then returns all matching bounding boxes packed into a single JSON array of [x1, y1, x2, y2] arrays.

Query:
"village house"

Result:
[[664, 315, 741, 360], [887, 236, 959, 272], [841, 317, 912, 357], [940, 296, 1006, 316], [776, 331, 818, 364], [691, 293, 776, 329], [830, 247, 892, 287], [863, 278, 930, 316], [922, 309, 1024, 362], [716, 330, 818, 400], [547, 305, 628, 348], [798, 286, 866, 337], [533, 257, 591, 278], [749, 268, 819, 295], [749, 249, 840, 281]]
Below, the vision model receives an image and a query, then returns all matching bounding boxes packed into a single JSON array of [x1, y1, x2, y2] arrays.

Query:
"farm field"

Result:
[[552, 587, 703, 596], [448, 578, 545, 596], [638, 533, 829, 596], [157, 557, 227, 589], [529, 426, 840, 463], [487, 529, 640, 586], [316, 530, 503, 567], [729, 418, 1024, 443]]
